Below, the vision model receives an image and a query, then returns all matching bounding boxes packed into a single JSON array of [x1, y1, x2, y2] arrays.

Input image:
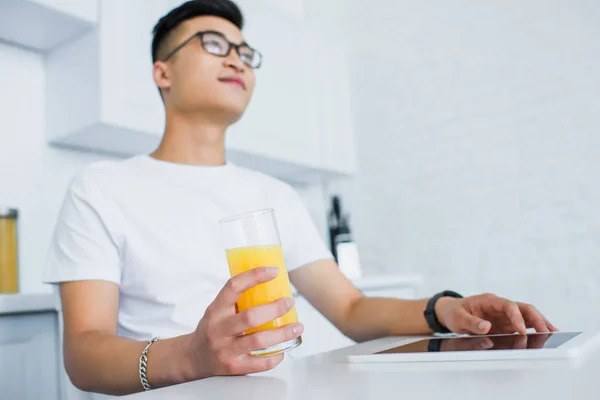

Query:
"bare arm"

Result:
[[60, 281, 196, 395], [289, 259, 433, 343], [61, 267, 301, 396], [289, 259, 556, 341]]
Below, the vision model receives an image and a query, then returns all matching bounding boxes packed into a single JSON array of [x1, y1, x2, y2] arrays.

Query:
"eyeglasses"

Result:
[[162, 30, 263, 69]]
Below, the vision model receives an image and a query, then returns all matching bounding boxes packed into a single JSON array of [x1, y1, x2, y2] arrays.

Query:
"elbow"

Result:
[[64, 343, 100, 394], [338, 297, 369, 343], [65, 360, 94, 393], [344, 330, 380, 344]]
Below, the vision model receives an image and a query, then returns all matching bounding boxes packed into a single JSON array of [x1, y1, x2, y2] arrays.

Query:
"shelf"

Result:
[[0, 0, 96, 52]]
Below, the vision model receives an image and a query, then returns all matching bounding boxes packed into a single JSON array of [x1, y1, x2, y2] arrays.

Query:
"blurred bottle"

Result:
[[328, 196, 362, 280], [0, 208, 19, 293]]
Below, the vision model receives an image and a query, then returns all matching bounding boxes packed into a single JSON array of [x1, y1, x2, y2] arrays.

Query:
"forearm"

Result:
[[341, 297, 434, 342], [65, 331, 196, 396]]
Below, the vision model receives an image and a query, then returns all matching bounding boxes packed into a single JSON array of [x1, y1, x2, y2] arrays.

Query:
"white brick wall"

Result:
[[309, 0, 600, 329]]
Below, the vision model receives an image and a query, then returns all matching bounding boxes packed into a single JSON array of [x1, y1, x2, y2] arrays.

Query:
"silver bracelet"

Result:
[[139, 337, 159, 391]]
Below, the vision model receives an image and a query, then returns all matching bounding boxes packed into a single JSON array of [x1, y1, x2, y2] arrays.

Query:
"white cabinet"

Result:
[[0, 0, 97, 51], [227, 2, 322, 172], [0, 295, 61, 400], [96, 0, 170, 140], [46, 0, 173, 156], [309, 39, 358, 175], [291, 275, 424, 357]]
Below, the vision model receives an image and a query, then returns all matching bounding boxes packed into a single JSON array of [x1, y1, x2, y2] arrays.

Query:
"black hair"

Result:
[[151, 0, 244, 63]]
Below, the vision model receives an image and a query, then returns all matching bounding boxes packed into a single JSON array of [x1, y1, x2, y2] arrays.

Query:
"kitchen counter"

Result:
[[121, 330, 600, 400], [0, 293, 58, 315]]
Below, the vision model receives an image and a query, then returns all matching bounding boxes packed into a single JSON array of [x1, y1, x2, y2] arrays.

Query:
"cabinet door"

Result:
[[227, 3, 321, 168], [0, 312, 60, 400], [99, 0, 169, 137], [309, 40, 358, 175]]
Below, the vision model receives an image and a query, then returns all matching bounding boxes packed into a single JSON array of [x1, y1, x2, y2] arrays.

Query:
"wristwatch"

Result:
[[424, 290, 463, 333]]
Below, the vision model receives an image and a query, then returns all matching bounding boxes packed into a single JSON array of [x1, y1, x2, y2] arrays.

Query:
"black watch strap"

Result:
[[424, 290, 463, 333]]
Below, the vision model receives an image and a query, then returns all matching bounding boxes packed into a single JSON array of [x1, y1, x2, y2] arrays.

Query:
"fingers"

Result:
[[213, 267, 280, 313], [504, 301, 527, 334], [482, 296, 527, 335], [544, 317, 559, 332], [217, 352, 286, 376], [456, 309, 492, 334], [235, 323, 304, 353], [519, 303, 550, 333], [236, 353, 285, 375], [224, 297, 295, 336]]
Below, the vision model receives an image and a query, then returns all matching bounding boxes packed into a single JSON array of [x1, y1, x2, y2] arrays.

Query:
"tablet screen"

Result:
[[376, 332, 581, 354]]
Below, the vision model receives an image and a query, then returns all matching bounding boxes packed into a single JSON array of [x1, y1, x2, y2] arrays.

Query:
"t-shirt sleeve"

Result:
[[278, 186, 334, 272], [43, 170, 123, 285]]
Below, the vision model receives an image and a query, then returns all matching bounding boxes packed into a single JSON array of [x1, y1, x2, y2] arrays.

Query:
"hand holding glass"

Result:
[[220, 209, 301, 356]]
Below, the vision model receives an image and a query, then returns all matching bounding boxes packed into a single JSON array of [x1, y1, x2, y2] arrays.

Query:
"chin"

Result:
[[219, 102, 249, 124]]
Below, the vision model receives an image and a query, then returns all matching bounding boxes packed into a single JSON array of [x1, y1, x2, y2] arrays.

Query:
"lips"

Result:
[[218, 76, 246, 90]]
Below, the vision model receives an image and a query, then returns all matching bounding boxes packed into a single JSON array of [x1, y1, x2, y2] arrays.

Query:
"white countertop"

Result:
[[121, 332, 600, 400], [0, 293, 58, 315]]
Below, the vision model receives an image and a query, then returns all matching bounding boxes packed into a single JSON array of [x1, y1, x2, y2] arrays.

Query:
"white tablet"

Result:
[[347, 331, 599, 363]]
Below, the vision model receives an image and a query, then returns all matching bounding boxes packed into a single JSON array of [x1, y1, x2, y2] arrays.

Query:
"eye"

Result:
[[204, 40, 225, 54], [240, 53, 254, 64], [239, 48, 255, 64]]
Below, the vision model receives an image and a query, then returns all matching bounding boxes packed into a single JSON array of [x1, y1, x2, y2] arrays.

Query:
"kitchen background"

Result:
[[1, 0, 599, 333]]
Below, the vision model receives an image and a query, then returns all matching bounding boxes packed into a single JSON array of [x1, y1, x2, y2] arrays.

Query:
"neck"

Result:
[[151, 111, 228, 166]]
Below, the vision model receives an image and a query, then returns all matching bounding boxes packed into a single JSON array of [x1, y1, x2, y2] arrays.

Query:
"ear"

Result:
[[153, 61, 171, 94]]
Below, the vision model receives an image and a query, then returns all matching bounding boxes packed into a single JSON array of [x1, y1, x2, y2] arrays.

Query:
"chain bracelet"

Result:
[[139, 337, 160, 391]]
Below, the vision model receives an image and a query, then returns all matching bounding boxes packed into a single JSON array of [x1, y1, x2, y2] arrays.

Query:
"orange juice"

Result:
[[226, 244, 298, 334]]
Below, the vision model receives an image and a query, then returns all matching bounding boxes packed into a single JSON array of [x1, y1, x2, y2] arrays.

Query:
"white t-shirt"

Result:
[[44, 155, 332, 341]]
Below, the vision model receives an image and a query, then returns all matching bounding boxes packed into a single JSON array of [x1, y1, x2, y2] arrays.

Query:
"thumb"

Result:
[[458, 310, 491, 334]]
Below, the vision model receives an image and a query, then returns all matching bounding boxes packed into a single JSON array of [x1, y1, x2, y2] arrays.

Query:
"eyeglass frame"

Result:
[[160, 30, 263, 69]]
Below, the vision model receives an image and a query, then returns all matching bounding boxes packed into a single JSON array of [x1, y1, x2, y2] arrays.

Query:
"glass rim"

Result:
[[219, 208, 274, 224]]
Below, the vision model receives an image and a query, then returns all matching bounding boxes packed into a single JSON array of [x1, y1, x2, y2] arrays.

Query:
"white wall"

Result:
[[310, 0, 600, 328], [0, 43, 115, 294]]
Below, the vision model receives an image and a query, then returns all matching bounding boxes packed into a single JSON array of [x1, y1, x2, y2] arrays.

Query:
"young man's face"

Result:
[[154, 16, 256, 124]]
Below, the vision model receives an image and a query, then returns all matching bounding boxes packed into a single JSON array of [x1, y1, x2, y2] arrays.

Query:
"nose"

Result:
[[223, 49, 246, 73]]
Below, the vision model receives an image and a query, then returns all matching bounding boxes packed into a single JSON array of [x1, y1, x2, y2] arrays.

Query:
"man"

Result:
[[44, 0, 557, 396]]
